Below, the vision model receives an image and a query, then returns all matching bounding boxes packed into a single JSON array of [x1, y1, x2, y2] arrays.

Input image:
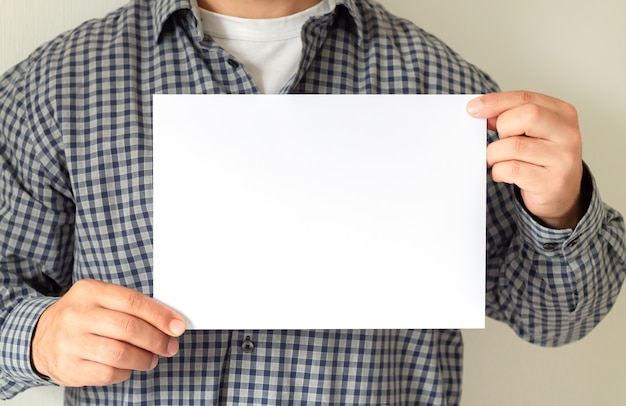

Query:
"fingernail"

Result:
[[150, 354, 159, 369], [467, 99, 482, 116], [167, 337, 179, 356], [169, 319, 185, 336]]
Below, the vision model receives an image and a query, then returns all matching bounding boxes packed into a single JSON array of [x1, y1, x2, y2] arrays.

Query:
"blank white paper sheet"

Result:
[[152, 94, 486, 329]]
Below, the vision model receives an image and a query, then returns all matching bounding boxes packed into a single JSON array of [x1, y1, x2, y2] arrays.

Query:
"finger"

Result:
[[81, 334, 160, 371], [494, 103, 580, 142], [83, 307, 179, 357], [75, 279, 186, 337], [486, 136, 561, 169], [467, 91, 578, 123], [490, 160, 550, 195]]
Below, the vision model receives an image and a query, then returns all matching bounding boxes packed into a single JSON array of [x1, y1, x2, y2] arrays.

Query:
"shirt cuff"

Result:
[[1, 296, 59, 392], [513, 164, 603, 253]]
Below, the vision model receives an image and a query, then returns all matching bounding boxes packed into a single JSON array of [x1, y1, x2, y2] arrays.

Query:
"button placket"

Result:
[[241, 335, 255, 353]]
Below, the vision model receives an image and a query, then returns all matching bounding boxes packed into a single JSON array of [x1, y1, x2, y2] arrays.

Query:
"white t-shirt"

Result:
[[198, 0, 335, 94]]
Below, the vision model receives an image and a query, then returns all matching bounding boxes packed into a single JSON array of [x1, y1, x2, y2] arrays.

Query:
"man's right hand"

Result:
[[31, 279, 186, 387]]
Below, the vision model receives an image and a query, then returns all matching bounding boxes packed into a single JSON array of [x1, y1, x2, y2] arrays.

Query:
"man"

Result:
[[1, 0, 624, 404]]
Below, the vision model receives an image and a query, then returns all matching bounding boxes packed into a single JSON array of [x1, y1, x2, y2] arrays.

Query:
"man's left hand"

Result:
[[467, 91, 584, 230]]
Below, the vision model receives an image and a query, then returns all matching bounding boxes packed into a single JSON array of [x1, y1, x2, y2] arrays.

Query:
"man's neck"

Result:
[[197, 0, 322, 19]]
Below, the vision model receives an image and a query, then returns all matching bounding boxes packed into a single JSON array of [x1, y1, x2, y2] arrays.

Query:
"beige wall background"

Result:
[[1, 0, 625, 405]]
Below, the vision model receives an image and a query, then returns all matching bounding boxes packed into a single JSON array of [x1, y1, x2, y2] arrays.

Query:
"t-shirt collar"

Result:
[[150, 0, 363, 45]]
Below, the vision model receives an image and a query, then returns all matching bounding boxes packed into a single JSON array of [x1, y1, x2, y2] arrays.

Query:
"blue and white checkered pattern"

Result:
[[1, 0, 625, 404]]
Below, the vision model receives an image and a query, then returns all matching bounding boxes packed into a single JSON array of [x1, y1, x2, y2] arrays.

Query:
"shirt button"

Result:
[[567, 238, 579, 248], [543, 242, 558, 251], [241, 336, 255, 353], [227, 58, 240, 68]]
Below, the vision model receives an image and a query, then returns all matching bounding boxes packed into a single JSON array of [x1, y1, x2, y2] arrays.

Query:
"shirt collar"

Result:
[[335, 0, 364, 42], [150, 0, 363, 44]]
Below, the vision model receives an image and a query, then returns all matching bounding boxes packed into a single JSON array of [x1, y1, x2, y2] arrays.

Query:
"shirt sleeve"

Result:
[[485, 135, 626, 346], [0, 55, 74, 399]]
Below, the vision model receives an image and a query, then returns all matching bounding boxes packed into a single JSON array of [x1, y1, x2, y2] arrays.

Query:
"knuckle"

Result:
[[57, 302, 84, 327], [560, 153, 582, 180], [564, 125, 583, 146], [71, 278, 92, 296], [561, 101, 578, 122], [75, 278, 98, 291], [105, 342, 128, 365], [520, 90, 534, 104], [497, 161, 521, 183], [94, 338, 123, 364], [125, 291, 167, 330], [509, 162, 522, 179], [512, 137, 526, 154], [125, 290, 145, 312], [524, 103, 543, 126], [121, 316, 138, 336]]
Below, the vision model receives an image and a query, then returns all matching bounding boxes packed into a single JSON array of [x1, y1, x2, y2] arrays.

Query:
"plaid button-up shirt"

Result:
[[1, 0, 625, 404]]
